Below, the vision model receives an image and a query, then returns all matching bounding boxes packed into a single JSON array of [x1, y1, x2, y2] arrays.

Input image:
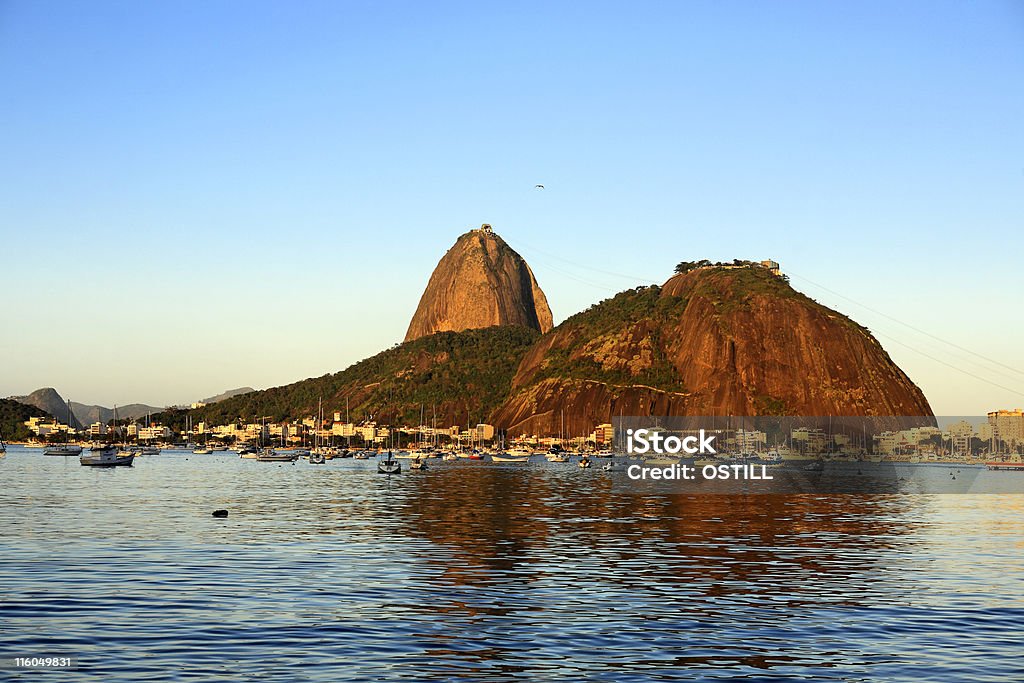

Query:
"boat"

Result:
[[139, 445, 161, 455], [80, 406, 134, 466], [410, 457, 427, 470], [192, 446, 213, 455], [45, 444, 83, 456], [545, 452, 569, 463], [309, 396, 328, 465], [353, 451, 371, 460], [45, 400, 82, 455], [397, 448, 433, 459], [443, 452, 459, 461], [255, 449, 298, 462], [986, 461, 1024, 471], [578, 456, 592, 469], [377, 450, 401, 475], [602, 461, 627, 472], [80, 444, 134, 467], [491, 452, 530, 463], [240, 451, 259, 460]]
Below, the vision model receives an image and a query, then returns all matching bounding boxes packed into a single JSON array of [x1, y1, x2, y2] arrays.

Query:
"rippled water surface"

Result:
[[2, 446, 1023, 681]]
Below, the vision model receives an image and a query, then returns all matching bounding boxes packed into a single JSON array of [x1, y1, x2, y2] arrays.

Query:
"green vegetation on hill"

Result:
[[0, 398, 50, 441], [154, 326, 539, 430], [528, 285, 690, 391]]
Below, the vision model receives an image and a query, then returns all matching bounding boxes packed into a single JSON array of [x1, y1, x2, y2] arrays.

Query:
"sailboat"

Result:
[[45, 400, 83, 456], [80, 406, 134, 467], [309, 397, 326, 463], [377, 449, 401, 474]]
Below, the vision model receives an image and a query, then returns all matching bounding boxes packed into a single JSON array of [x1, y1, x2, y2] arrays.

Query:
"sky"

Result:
[[1, 0, 1022, 414]]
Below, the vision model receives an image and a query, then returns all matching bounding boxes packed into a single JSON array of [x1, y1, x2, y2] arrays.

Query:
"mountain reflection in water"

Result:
[[1, 449, 1021, 682]]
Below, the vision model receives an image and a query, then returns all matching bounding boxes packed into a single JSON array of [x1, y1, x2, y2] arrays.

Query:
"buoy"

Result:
[[212, 510, 228, 518]]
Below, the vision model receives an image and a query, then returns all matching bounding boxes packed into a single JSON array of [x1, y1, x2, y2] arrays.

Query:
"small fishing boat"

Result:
[[192, 446, 213, 455], [310, 451, 326, 464], [545, 452, 569, 463], [578, 457, 592, 469], [410, 457, 427, 470], [80, 445, 135, 467], [139, 445, 161, 455], [443, 452, 459, 461]]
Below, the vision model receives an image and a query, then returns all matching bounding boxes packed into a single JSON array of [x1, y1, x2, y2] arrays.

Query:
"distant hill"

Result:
[[11, 388, 162, 427], [0, 397, 51, 441], [70, 402, 164, 426], [199, 387, 255, 405], [11, 388, 80, 429], [152, 326, 539, 431]]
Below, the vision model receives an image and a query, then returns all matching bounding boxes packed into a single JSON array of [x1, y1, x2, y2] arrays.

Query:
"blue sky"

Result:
[[1, 0, 1022, 413]]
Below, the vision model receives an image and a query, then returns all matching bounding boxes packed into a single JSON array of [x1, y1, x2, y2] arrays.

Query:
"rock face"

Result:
[[490, 266, 933, 435], [405, 226, 553, 342], [13, 388, 81, 429]]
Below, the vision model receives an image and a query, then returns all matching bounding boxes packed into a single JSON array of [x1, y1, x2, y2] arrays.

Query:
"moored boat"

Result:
[[44, 444, 83, 456], [255, 449, 298, 462], [377, 450, 401, 475], [491, 452, 530, 463], [80, 445, 135, 467]]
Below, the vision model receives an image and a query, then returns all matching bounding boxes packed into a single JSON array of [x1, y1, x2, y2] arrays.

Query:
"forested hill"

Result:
[[153, 326, 540, 430]]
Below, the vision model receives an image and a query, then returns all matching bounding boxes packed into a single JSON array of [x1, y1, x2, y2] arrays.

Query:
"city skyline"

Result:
[[2, 1, 1022, 413]]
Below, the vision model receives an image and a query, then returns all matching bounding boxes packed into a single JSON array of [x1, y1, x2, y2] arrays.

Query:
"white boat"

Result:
[[45, 444, 83, 456], [240, 452, 259, 460], [491, 452, 531, 463], [506, 446, 534, 457], [80, 445, 135, 467], [139, 446, 161, 455], [578, 457, 592, 469], [442, 452, 459, 461], [45, 400, 81, 455], [192, 447, 213, 455], [255, 449, 298, 462], [545, 453, 569, 463], [396, 449, 432, 459]]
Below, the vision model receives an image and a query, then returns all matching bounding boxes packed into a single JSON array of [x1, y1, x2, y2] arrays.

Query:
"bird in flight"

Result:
[[534, 184, 544, 190]]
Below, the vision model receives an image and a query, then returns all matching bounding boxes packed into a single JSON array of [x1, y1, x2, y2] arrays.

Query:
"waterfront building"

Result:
[[988, 409, 1024, 447]]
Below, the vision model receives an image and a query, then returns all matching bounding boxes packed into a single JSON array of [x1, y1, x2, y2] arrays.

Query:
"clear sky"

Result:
[[1, 0, 1022, 414]]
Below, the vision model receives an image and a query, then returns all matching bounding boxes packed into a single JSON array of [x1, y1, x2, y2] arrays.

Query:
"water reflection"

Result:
[[0, 449, 1021, 682]]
